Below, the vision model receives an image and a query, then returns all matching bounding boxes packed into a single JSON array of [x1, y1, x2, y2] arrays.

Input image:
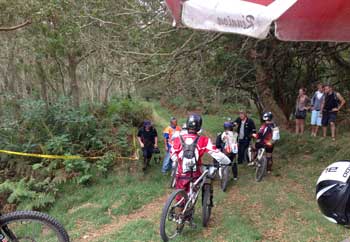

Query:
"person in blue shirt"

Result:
[[161, 117, 181, 174]]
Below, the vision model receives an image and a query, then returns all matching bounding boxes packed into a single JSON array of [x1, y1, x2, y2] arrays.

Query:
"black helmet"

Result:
[[316, 161, 350, 225], [262, 112, 273, 121], [224, 121, 234, 130], [186, 114, 202, 132]]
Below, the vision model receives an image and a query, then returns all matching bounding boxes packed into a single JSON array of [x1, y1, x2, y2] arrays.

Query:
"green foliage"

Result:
[[107, 98, 152, 126], [63, 157, 92, 185], [0, 178, 56, 210], [45, 135, 71, 154], [0, 98, 151, 208], [96, 151, 116, 174], [64, 157, 90, 174], [167, 96, 201, 111]]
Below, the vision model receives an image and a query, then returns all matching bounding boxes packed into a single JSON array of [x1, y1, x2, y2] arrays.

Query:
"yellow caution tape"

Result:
[[0, 150, 81, 160], [0, 133, 140, 161], [0, 149, 140, 161]]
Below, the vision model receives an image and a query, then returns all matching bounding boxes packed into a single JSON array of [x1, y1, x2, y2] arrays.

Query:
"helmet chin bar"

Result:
[[316, 161, 350, 226], [324, 215, 338, 224]]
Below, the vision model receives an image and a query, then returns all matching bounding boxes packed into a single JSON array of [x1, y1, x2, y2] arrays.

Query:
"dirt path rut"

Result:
[[77, 195, 168, 241]]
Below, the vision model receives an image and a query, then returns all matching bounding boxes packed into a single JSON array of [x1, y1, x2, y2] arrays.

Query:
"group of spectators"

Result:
[[136, 111, 274, 177], [295, 83, 346, 140]]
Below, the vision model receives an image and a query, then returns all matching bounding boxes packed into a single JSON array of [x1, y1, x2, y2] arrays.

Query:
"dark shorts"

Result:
[[295, 110, 307, 120], [322, 111, 337, 126], [256, 143, 274, 153], [142, 147, 154, 159]]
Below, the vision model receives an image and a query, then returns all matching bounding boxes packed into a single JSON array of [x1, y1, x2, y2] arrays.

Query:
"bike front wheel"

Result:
[[0, 210, 70, 242], [220, 167, 230, 192], [202, 184, 212, 227], [160, 189, 189, 242], [255, 156, 267, 182]]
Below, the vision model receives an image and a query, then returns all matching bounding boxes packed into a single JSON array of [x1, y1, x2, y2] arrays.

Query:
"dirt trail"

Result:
[[77, 194, 168, 242], [76, 106, 172, 241]]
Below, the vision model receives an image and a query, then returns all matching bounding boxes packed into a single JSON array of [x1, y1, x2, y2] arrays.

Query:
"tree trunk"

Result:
[[255, 63, 289, 128], [35, 59, 49, 109], [6, 40, 16, 95], [103, 79, 114, 104], [68, 54, 80, 107]]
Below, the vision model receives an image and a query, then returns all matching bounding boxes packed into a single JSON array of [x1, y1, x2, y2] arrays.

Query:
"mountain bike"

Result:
[[0, 210, 70, 242], [160, 164, 217, 241], [247, 145, 267, 182]]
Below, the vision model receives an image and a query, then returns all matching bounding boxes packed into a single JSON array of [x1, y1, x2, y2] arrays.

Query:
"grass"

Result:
[[44, 103, 350, 242], [47, 167, 168, 240]]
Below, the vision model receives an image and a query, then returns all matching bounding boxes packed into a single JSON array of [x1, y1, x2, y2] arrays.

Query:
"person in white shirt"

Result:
[[310, 83, 324, 137], [215, 121, 239, 180]]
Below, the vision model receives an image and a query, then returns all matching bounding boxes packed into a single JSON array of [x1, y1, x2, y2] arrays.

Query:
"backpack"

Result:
[[272, 124, 280, 142], [180, 135, 200, 173], [221, 131, 238, 154]]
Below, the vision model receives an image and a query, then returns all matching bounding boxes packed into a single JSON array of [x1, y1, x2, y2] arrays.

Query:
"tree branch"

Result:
[[0, 20, 31, 32]]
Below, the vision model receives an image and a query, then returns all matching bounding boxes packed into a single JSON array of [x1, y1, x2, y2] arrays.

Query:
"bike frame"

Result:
[[247, 144, 265, 163], [257, 148, 265, 161], [180, 165, 217, 217]]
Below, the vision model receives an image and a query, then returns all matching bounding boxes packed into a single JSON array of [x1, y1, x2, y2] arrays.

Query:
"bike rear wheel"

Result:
[[220, 166, 230, 192], [0, 210, 70, 242], [202, 184, 212, 227], [255, 156, 267, 182], [160, 189, 189, 242]]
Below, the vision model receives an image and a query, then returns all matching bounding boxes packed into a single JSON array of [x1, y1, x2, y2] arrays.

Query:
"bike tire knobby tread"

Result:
[[0, 210, 70, 242]]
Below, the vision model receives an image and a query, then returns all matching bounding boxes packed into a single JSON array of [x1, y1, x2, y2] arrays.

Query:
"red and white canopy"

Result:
[[165, 0, 350, 42]]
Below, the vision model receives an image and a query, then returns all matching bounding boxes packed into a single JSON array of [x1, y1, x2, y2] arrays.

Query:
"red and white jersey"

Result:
[[170, 133, 231, 177]]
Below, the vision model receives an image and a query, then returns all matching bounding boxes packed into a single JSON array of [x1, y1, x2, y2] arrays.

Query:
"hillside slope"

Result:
[[47, 104, 350, 241]]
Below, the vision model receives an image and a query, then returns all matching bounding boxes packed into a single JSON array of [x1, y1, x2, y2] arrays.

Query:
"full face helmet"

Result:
[[186, 114, 202, 133], [316, 161, 350, 225], [262, 112, 273, 121]]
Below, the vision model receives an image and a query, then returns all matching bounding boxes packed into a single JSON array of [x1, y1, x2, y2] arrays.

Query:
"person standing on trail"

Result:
[[310, 83, 324, 137], [170, 114, 231, 225], [215, 121, 239, 180], [321, 84, 346, 141], [250, 112, 275, 173], [234, 110, 256, 164], [161, 117, 181, 174], [295, 87, 310, 135], [137, 120, 158, 171]]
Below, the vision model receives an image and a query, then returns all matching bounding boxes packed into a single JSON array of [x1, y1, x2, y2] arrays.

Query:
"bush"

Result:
[[107, 98, 152, 126], [0, 97, 151, 209]]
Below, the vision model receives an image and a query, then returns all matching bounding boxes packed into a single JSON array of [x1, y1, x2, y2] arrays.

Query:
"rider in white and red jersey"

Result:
[[170, 114, 231, 194]]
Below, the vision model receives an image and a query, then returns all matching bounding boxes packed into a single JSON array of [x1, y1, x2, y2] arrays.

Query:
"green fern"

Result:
[[22, 193, 56, 210], [0, 179, 36, 204]]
